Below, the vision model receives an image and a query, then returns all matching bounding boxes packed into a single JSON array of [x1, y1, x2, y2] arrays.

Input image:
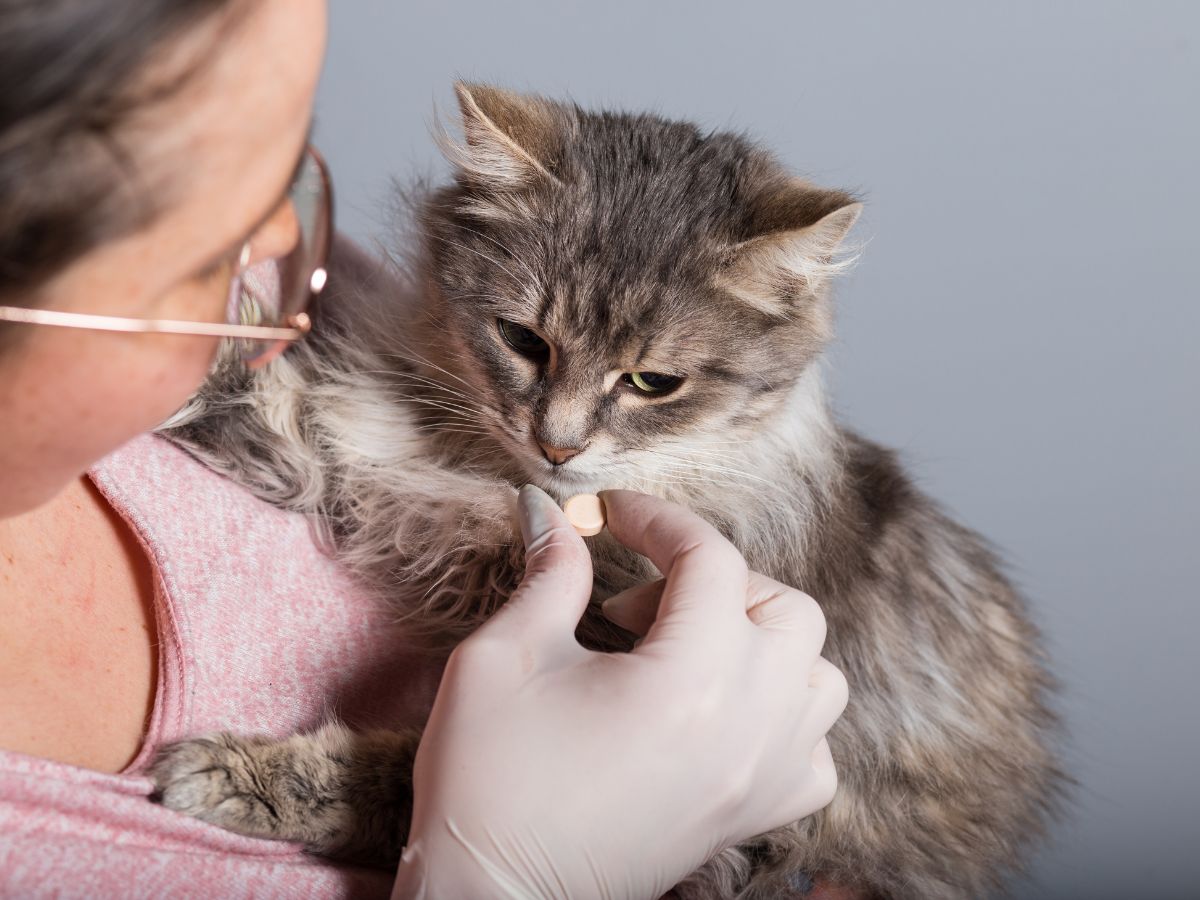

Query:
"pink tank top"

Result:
[[0, 434, 446, 897]]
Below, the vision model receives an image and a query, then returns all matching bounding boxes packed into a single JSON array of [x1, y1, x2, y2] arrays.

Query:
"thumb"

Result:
[[601, 578, 665, 636], [481, 484, 594, 648]]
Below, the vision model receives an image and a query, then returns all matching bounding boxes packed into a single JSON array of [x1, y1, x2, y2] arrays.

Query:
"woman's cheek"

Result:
[[136, 334, 223, 422]]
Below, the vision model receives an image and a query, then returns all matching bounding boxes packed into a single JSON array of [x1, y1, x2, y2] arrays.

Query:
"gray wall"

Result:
[[314, 2, 1199, 896]]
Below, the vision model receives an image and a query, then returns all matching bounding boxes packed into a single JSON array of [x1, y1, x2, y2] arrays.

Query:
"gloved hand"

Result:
[[392, 486, 848, 900]]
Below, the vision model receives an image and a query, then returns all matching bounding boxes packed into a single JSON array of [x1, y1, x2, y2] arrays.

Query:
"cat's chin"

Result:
[[520, 458, 611, 497], [498, 435, 618, 495]]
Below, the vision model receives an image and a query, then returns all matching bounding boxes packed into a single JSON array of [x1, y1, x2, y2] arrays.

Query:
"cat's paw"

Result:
[[150, 724, 416, 866], [150, 733, 287, 839]]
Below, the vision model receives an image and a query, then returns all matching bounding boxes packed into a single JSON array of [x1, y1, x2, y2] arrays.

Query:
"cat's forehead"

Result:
[[531, 275, 729, 371], [552, 148, 739, 245], [497, 116, 752, 256], [485, 192, 741, 372]]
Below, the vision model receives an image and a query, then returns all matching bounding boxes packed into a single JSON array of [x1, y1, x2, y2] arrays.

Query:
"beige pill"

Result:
[[564, 493, 606, 536]]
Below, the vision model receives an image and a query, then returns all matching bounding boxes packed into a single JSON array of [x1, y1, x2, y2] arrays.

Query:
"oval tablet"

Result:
[[563, 493, 606, 536]]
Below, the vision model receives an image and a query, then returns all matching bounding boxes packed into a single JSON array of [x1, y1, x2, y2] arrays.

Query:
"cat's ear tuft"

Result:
[[445, 82, 570, 188], [720, 190, 862, 316]]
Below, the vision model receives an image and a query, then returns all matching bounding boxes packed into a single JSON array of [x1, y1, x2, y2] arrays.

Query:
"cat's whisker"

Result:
[[420, 432, 489, 441], [627, 444, 750, 470], [637, 465, 745, 488], [378, 341, 479, 393], [380, 368, 469, 391], [619, 473, 715, 491], [454, 224, 541, 285], [411, 419, 491, 436], [374, 366, 510, 430], [405, 395, 488, 420], [398, 401, 490, 425], [635, 453, 773, 488], [408, 403, 494, 428], [409, 411, 496, 433], [419, 427, 492, 439], [349, 363, 462, 388], [644, 446, 752, 467], [584, 460, 716, 492], [388, 386, 490, 420], [384, 376, 483, 410], [658, 439, 754, 449], [664, 462, 771, 487], [349, 370, 479, 408], [430, 234, 529, 287], [404, 418, 489, 431], [653, 446, 740, 461]]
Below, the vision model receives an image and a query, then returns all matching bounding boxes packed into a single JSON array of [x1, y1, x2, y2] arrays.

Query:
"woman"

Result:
[[0, 1, 848, 897]]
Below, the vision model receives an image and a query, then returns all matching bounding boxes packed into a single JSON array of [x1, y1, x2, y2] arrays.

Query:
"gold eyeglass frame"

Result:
[[0, 145, 333, 367]]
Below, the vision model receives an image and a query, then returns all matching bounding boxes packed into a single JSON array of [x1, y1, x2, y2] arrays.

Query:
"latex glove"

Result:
[[393, 486, 848, 900]]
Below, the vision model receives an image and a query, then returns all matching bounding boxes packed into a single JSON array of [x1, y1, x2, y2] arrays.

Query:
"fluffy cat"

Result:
[[151, 84, 1067, 899]]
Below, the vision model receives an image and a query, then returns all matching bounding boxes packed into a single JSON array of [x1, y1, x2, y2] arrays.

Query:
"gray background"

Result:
[[313, 2, 1199, 896]]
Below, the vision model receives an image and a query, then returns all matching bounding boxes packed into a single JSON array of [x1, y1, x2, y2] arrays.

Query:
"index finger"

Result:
[[597, 490, 749, 644]]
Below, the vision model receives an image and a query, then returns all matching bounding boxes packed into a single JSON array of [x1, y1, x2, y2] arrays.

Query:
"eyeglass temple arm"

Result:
[[0, 306, 311, 341]]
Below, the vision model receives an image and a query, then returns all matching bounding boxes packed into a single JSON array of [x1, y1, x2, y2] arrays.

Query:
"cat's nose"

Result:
[[539, 442, 583, 466]]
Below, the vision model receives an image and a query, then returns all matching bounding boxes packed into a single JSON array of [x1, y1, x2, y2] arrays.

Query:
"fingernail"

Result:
[[517, 484, 559, 546]]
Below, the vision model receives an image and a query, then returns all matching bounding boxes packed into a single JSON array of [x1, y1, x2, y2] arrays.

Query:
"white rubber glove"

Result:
[[392, 486, 848, 900]]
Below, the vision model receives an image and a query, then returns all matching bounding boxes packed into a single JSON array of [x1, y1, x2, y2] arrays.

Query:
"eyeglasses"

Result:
[[0, 145, 333, 369]]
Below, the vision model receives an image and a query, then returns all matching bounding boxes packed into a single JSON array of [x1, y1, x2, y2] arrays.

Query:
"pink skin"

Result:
[[0, 0, 327, 519]]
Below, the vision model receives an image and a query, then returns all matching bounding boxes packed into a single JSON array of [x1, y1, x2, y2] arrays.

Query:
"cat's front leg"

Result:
[[351, 468, 652, 650], [413, 493, 653, 653], [359, 475, 528, 647], [150, 723, 419, 868]]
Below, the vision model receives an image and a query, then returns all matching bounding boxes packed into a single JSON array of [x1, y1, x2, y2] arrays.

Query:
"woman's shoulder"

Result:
[[90, 433, 444, 749], [0, 434, 435, 899]]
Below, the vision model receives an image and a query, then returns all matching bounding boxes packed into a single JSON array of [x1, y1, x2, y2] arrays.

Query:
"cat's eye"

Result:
[[498, 318, 550, 359], [623, 371, 684, 395]]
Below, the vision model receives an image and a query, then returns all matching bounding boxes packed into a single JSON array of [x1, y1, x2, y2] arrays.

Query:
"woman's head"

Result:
[[0, 1, 233, 303], [0, 0, 327, 516]]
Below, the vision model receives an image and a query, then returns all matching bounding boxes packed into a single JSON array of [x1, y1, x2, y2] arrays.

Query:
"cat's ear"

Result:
[[720, 190, 862, 316], [447, 82, 570, 187]]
